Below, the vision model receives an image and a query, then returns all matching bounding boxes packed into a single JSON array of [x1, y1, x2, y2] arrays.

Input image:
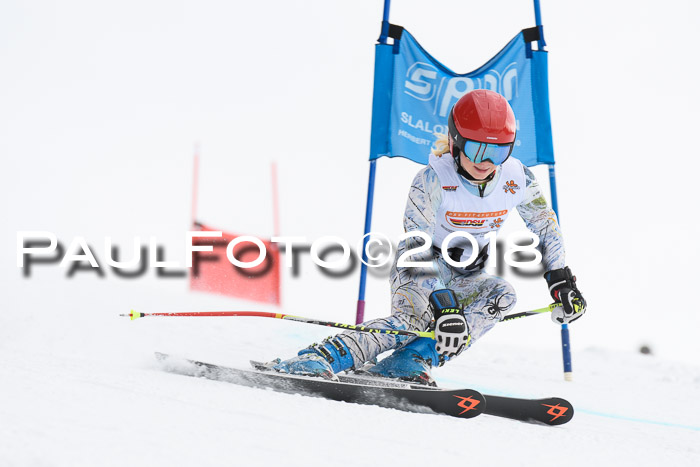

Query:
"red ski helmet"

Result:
[[448, 90, 516, 166]]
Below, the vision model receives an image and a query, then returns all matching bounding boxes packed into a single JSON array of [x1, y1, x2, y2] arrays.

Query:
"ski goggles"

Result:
[[448, 115, 514, 165], [459, 139, 514, 166]]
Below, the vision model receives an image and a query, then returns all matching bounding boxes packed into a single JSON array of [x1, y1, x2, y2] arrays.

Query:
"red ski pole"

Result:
[[121, 310, 436, 338], [121, 304, 558, 338]]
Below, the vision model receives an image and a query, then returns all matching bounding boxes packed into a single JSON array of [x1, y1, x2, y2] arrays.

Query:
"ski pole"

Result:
[[121, 310, 436, 338], [121, 303, 558, 339], [499, 303, 560, 322]]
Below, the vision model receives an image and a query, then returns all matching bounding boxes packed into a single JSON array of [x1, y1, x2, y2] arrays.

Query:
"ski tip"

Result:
[[539, 398, 575, 425]]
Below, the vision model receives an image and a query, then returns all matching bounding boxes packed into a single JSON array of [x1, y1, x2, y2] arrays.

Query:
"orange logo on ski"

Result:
[[454, 395, 481, 414], [542, 403, 569, 422]]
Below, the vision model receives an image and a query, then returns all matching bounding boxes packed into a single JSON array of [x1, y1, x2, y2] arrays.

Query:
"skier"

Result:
[[270, 89, 587, 384]]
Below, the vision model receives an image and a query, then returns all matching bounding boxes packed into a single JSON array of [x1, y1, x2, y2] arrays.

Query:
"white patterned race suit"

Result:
[[338, 154, 565, 368]]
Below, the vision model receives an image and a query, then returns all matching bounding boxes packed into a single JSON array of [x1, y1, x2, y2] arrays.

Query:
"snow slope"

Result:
[[1, 278, 699, 466], [2, 326, 699, 466]]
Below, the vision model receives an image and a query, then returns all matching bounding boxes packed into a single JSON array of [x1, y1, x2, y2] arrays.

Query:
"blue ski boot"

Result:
[[271, 337, 355, 381], [366, 337, 443, 386]]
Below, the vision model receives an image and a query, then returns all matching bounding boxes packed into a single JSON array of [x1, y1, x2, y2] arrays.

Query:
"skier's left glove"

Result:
[[429, 289, 470, 358], [544, 267, 587, 324]]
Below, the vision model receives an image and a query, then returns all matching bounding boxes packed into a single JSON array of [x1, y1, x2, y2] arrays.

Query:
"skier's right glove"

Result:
[[544, 267, 587, 324], [429, 289, 470, 358]]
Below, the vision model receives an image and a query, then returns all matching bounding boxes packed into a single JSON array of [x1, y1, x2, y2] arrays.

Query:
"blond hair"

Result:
[[431, 133, 450, 156]]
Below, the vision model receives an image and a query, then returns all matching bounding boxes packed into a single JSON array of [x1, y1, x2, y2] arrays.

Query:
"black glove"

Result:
[[429, 289, 470, 358], [544, 267, 587, 324]]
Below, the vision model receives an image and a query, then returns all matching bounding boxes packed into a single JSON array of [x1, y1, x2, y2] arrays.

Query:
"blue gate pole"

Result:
[[549, 164, 572, 381], [533, 0, 546, 48], [357, 160, 377, 324], [356, 0, 391, 325], [536, 0, 573, 381]]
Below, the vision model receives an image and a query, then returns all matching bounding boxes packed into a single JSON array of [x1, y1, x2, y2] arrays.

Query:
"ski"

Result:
[[155, 353, 485, 419], [481, 394, 573, 426], [156, 353, 572, 425], [329, 371, 574, 426]]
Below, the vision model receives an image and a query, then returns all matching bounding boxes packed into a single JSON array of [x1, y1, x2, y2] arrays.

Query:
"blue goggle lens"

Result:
[[462, 139, 513, 165]]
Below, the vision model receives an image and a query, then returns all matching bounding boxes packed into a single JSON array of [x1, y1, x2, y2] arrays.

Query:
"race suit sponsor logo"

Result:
[[503, 180, 520, 194], [446, 210, 508, 229], [489, 217, 504, 229]]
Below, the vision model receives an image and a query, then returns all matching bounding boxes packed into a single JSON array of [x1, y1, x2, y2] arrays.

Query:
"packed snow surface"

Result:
[[1, 280, 698, 467]]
